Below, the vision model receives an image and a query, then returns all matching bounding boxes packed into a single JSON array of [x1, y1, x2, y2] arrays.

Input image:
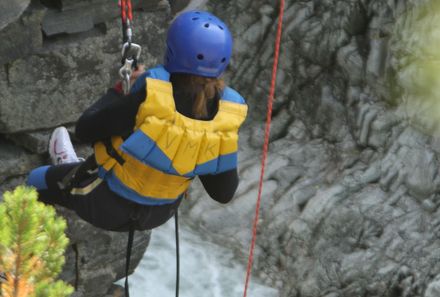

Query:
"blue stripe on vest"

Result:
[[120, 130, 179, 175], [130, 65, 171, 94], [98, 167, 181, 205], [222, 87, 246, 104], [192, 157, 218, 175], [121, 130, 237, 177], [217, 153, 238, 172], [183, 152, 237, 177]]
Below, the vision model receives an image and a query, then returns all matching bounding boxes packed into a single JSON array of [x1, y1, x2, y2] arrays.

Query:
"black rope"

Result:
[[122, 21, 129, 44], [175, 211, 180, 297], [125, 224, 135, 297]]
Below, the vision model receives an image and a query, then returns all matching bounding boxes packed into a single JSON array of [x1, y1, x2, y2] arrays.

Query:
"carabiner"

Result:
[[119, 58, 134, 95], [121, 42, 142, 62]]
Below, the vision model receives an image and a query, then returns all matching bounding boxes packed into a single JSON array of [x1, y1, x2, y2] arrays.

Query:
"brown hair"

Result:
[[174, 74, 225, 119]]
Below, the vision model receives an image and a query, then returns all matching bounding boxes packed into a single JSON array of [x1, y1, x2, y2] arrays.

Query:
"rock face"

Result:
[[181, 1, 440, 297], [0, 1, 169, 296], [0, 1, 169, 133], [2, 0, 440, 297], [58, 208, 150, 297], [0, 0, 31, 30]]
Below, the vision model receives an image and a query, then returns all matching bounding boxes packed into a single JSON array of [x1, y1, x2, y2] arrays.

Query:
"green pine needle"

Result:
[[0, 185, 73, 297]]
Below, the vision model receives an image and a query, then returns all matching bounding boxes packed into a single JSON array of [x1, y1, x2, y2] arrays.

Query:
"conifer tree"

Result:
[[0, 186, 73, 297]]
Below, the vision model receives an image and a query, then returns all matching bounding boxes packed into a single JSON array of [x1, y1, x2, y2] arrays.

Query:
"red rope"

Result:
[[242, 0, 285, 296], [119, 0, 133, 23], [127, 0, 133, 22]]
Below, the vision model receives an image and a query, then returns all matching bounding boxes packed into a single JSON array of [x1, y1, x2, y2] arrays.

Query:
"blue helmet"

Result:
[[164, 11, 233, 78]]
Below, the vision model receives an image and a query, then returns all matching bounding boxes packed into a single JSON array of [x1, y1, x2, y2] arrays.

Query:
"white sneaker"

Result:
[[49, 126, 80, 165]]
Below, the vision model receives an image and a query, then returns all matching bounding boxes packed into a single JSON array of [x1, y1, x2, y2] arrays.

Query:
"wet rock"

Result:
[[337, 38, 365, 85], [0, 0, 30, 30], [366, 35, 389, 79], [42, 8, 96, 36], [0, 3, 45, 65], [404, 150, 437, 200], [7, 130, 52, 154], [41, 0, 168, 36], [169, 0, 191, 13], [0, 138, 42, 183], [182, 1, 440, 297], [0, 10, 169, 133], [0, 176, 27, 198], [51, 207, 150, 296], [0, 2, 168, 296], [425, 277, 440, 297]]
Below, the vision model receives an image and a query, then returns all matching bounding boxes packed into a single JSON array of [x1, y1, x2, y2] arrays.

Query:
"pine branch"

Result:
[[0, 186, 73, 297]]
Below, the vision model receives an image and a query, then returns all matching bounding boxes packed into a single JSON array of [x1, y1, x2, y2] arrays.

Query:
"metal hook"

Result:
[[121, 42, 142, 61], [119, 58, 134, 95]]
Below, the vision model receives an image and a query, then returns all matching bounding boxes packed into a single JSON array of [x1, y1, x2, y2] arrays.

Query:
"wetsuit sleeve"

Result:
[[75, 87, 146, 143], [199, 169, 239, 204]]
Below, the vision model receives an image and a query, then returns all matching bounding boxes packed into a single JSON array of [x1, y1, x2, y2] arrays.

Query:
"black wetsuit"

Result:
[[37, 76, 239, 232]]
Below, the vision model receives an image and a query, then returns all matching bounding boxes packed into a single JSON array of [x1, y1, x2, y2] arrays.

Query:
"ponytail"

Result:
[[171, 74, 225, 119], [191, 76, 224, 119]]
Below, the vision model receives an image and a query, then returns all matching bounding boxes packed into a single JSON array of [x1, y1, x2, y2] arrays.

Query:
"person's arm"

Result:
[[75, 66, 147, 143], [199, 169, 239, 204], [75, 87, 146, 143]]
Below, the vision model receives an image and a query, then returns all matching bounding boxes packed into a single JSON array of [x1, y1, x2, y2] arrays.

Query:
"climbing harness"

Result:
[[56, 155, 97, 192], [242, 1, 285, 297], [119, 0, 142, 94]]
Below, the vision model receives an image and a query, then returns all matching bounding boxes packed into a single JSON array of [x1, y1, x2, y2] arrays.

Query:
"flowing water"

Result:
[[120, 220, 280, 297]]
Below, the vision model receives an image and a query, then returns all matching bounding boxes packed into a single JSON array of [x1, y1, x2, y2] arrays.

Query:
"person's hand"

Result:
[[113, 64, 146, 94], [130, 64, 146, 84]]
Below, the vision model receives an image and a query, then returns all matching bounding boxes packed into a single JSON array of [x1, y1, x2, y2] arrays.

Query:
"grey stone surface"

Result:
[[0, 1, 170, 296], [0, 138, 43, 183], [41, 0, 168, 37], [42, 8, 96, 36], [0, 0, 30, 30], [425, 277, 440, 297], [7, 130, 52, 154], [169, 0, 191, 13], [0, 8, 169, 133], [6, 125, 90, 155], [57, 207, 150, 296], [178, 1, 440, 297], [0, 3, 45, 66]]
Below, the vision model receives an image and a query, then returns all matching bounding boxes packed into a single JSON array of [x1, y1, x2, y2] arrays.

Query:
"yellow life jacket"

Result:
[[94, 66, 248, 205]]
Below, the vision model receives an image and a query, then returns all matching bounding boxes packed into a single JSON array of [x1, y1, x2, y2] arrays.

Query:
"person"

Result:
[[26, 10, 248, 233]]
